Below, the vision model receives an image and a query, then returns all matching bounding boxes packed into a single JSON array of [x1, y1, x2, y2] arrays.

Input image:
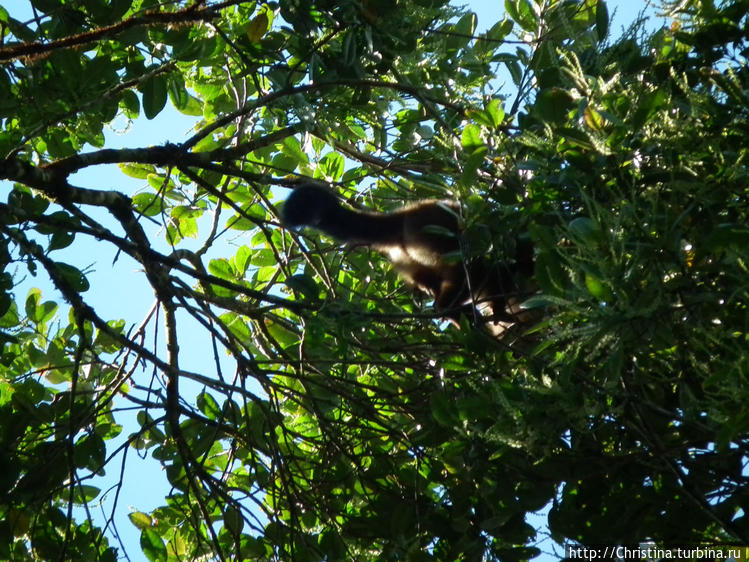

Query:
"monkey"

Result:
[[281, 183, 535, 335]]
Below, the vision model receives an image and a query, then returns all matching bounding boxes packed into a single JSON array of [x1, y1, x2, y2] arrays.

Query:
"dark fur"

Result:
[[282, 184, 533, 331]]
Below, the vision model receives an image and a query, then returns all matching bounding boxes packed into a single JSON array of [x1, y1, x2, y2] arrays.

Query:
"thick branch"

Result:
[[0, 2, 240, 63], [42, 126, 302, 177]]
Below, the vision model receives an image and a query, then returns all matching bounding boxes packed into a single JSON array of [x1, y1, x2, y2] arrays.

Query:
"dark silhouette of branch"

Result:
[[0, 1, 242, 63]]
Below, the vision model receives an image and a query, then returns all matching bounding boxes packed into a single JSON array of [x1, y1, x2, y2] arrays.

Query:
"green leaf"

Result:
[[630, 89, 667, 130], [535, 88, 574, 123], [0, 293, 11, 320], [34, 299, 57, 325], [309, 53, 324, 83], [584, 274, 609, 299], [271, 152, 298, 173], [461, 123, 483, 150], [128, 512, 153, 531], [430, 391, 458, 427], [175, 93, 203, 116], [94, 319, 126, 353], [45, 128, 76, 158], [265, 319, 298, 350], [32, 211, 72, 235], [234, 246, 252, 276], [504, 0, 520, 24], [74, 434, 106, 472], [455, 11, 477, 37], [486, 98, 505, 127], [705, 224, 749, 251], [285, 274, 319, 299], [24, 288, 41, 321], [193, 133, 230, 153], [250, 249, 278, 267], [120, 89, 140, 118], [486, 18, 514, 44], [596, 0, 609, 42], [319, 152, 345, 181], [240, 536, 268, 558], [560, 127, 595, 150], [248, 11, 270, 42], [140, 528, 167, 561], [342, 31, 357, 66], [141, 74, 168, 120], [167, 76, 189, 110], [55, 263, 90, 293], [197, 391, 221, 421], [504, 57, 522, 85], [280, 136, 309, 167], [507, 0, 537, 32], [533, 251, 568, 296], [72, 485, 101, 504], [169, 207, 200, 241], [568, 217, 601, 246], [0, 299, 19, 328], [48, 231, 75, 251], [223, 505, 244, 536], [120, 163, 155, 179], [448, 12, 477, 50], [132, 193, 164, 217], [209, 258, 237, 280], [222, 314, 252, 343]]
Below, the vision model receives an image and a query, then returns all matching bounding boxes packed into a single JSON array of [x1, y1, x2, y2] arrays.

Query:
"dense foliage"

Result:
[[1, 0, 748, 559]]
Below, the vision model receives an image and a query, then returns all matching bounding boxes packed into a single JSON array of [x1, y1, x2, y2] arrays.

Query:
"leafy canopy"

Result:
[[1, 0, 748, 560]]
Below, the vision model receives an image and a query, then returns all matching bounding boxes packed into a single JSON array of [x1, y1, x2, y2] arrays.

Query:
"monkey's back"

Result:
[[382, 200, 461, 267]]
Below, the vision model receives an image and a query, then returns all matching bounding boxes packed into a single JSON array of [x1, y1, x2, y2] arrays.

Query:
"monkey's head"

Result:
[[281, 184, 342, 228]]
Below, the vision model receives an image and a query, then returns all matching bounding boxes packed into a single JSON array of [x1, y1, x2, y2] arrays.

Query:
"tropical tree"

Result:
[[1, 0, 748, 560]]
